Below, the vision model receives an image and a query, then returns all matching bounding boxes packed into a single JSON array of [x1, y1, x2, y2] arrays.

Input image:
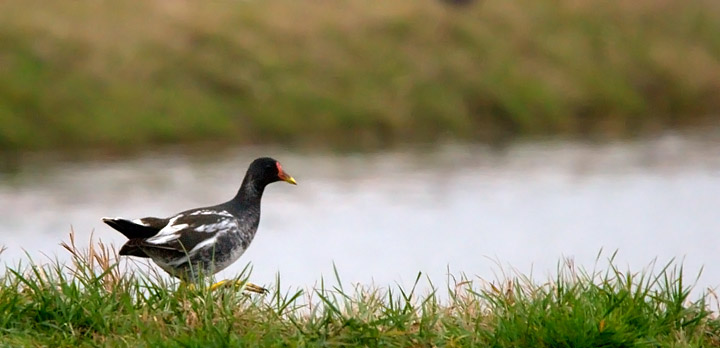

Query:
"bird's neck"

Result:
[[229, 177, 265, 211]]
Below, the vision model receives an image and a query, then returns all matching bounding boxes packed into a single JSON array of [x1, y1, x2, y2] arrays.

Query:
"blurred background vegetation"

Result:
[[1, 0, 719, 153]]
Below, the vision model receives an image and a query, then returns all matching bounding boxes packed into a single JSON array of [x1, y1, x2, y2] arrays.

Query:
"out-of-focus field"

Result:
[[1, 0, 719, 152]]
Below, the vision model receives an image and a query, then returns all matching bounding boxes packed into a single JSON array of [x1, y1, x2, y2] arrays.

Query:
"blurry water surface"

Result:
[[1, 134, 719, 293]]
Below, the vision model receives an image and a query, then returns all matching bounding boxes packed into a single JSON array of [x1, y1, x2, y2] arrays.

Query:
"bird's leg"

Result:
[[210, 279, 267, 294], [178, 281, 197, 291]]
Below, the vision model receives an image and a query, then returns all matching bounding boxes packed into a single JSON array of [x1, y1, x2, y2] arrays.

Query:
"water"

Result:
[[1, 134, 719, 294]]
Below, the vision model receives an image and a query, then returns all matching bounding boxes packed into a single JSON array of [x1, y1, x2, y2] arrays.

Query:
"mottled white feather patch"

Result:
[[194, 219, 233, 233], [146, 225, 188, 244], [145, 214, 187, 245], [190, 210, 232, 217]]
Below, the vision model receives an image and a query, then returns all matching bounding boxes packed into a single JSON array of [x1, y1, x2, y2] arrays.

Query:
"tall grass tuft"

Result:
[[1, 232, 719, 346]]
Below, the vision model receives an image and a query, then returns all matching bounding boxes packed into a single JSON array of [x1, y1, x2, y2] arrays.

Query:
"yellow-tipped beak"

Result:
[[279, 172, 297, 185]]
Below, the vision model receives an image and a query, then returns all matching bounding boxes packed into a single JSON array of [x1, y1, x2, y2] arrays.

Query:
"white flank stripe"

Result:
[[188, 236, 218, 253], [167, 255, 189, 266]]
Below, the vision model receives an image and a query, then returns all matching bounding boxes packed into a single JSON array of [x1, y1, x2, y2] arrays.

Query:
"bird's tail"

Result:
[[102, 217, 159, 240]]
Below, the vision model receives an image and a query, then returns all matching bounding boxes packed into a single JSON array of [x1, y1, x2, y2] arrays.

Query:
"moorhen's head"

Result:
[[245, 157, 297, 188]]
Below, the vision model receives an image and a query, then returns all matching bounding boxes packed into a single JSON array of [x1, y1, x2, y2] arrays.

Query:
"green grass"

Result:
[[1, 0, 720, 153], [1, 234, 718, 347]]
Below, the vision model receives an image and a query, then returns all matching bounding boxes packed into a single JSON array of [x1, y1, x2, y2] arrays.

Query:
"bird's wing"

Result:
[[139, 210, 238, 255]]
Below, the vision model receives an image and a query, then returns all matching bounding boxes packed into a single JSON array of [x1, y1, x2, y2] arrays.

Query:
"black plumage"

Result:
[[103, 157, 296, 281]]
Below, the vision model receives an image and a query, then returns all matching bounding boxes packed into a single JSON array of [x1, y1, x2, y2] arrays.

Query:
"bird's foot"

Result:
[[210, 279, 267, 294]]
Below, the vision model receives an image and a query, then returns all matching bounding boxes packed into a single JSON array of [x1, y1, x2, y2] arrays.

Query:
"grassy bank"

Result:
[[1, 235, 718, 347], [1, 0, 720, 152]]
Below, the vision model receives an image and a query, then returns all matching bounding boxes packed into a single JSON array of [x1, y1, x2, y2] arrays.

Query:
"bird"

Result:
[[102, 157, 296, 292]]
